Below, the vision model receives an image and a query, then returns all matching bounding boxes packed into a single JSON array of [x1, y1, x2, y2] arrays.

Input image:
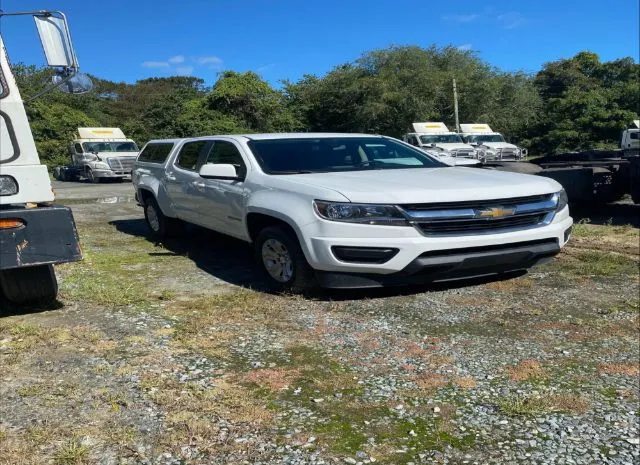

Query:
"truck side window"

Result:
[[175, 141, 207, 171], [630, 132, 639, 140], [206, 141, 247, 178], [74, 143, 83, 153], [138, 142, 174, 163]]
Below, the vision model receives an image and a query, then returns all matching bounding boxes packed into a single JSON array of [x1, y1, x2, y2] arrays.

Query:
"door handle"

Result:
[[166, 174, 177, 181], [193, 182, 205, 190]]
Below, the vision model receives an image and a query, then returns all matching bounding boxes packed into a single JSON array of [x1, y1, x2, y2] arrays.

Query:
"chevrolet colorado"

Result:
[[132, 134, 572, 292]]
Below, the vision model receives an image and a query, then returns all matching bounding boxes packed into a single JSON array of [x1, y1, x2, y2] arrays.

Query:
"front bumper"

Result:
[[316, 238, 561, 288], [299, 207, 573, 285], [0, 205, 82, 269], [92, 169, 131, 180]]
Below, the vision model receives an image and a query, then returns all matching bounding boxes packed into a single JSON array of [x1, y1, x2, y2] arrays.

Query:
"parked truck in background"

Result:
[[460, 124, 527, 161], [53, 127, 139, 182], [0, 10, 89, 305], [402, 122, 480, 165], [489, 120, 640, 204]]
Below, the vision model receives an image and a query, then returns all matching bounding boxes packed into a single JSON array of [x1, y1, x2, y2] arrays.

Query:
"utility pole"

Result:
[[453, 78, 460, 133]]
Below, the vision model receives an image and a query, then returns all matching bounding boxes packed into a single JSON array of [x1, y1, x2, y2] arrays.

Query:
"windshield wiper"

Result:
[[271, 170, 315, 174]]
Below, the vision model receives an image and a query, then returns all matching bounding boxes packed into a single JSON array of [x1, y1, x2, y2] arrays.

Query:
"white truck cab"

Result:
[[460, 124, 527, 161], [620, 120, 639, 157], [0, 10, 89, 305], [58, 127, 139, 182], [403, 122, 479, 164]]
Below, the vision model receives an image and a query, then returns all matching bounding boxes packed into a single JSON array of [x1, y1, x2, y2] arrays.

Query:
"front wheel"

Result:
[[255, 226, 316, 293], [86, 168, 100, 184], [0, 264, 58, 305]]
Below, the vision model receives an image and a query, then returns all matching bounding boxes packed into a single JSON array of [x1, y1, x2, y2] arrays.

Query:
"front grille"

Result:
[[451, 149, 476, 158], [417, 213, 547, 234], [107, 156, 136, 172], [400, 193, 557, 235]]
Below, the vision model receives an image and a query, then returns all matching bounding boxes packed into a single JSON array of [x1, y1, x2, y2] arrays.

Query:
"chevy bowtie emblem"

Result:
[[477, 206, 517, 218]]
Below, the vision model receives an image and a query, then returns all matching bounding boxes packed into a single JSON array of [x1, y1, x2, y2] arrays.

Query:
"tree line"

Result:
[[13, 46, 639, 168]]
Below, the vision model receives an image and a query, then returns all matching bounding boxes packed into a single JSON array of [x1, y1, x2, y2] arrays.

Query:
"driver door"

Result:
[[195, 139, 249, 239]]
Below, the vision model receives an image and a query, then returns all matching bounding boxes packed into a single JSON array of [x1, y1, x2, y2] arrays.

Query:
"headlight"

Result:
[[555, 189, 568, 212], [94, 162, 110, 170], [314, 201, 409, 226], [0, 175, 18, 196]]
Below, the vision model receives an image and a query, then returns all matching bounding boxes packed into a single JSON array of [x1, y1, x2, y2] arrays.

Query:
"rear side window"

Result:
[[175, 141, 209, 171], [630, 132, 639, 140], [138, 142, 174, 164]]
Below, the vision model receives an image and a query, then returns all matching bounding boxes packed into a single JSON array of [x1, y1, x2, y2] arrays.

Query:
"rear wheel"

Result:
[[143, 196, 182, 238], [255, 226, 316, 293], [0, 265, 58, 305]]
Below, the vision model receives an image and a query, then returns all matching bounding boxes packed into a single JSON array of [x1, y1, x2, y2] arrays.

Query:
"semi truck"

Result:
[[460, 123, 527, 161], [53, 127, 139, 182], [0, 10, 90, 305], [403, 122, 479, 160]]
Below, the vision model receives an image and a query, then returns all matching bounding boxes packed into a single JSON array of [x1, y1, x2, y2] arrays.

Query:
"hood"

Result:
[[426, 142, 475, 152], [480, 141, 518, 150], [275, 168, 560, 204]]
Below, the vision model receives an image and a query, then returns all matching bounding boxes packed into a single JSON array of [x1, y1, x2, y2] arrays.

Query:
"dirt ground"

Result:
[[0, 190, 638, 465]]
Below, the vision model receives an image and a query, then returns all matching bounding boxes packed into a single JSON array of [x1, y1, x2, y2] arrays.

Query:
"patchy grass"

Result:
[[558, 250, 638, 277], [498, 392, 589, 416], [598, 363, 640, 377], [508, 360, 547, 382], [52, 439, 90, 465]]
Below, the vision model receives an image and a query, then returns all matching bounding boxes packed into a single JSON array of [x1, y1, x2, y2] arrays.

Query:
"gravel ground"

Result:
[[0, 199, 638, 465]]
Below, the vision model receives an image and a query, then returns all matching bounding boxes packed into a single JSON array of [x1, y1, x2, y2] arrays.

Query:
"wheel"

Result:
[[255, 226, 316, 293], [86, 168, 100, 183], [0, 265, 58, 305], [143, 196, 182, 238]]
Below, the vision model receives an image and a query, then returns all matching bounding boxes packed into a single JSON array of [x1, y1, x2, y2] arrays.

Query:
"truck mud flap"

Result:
[[0, 205, 82, 270]]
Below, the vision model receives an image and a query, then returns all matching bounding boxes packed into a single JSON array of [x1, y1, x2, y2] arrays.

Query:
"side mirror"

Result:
[[199, 163, 241, 180], [34, 13, 77, 68], [53, 72, 94, 94]]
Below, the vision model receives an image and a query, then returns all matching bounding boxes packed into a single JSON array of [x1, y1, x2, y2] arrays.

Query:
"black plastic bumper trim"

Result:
[[331, 246, 399, 264]]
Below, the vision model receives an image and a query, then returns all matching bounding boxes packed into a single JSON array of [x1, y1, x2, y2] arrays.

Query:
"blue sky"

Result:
[[1, 0, 638, 86]]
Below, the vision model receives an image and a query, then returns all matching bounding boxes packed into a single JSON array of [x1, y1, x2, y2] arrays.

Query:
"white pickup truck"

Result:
[[132, 134, 573, 292], [460, 124, 527, 161]]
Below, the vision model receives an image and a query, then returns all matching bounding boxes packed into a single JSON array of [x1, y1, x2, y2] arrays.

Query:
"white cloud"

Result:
[[168, 55, 185, 64], [456, 44, 473, 51], [196, 56, 223, 66], [141, 61, 170, 68], [443, 14, 478, 23], [257, 63, 276, 73], [497, 12, 525, 29], [176, 66, 194, 76]]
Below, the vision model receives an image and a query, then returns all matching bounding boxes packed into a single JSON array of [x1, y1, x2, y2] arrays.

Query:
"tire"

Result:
[[0, 264, 58, 305], [86, 168, 100, 184], [143, 196, 182, 238], [255, 226, 316, 293]]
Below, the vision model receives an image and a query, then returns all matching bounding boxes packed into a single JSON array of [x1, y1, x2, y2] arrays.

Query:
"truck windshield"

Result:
[[248, 137, 447, 174], [465, 134, 505, 143], [82, 142, 139, 152], [419, 134, 464, 144]]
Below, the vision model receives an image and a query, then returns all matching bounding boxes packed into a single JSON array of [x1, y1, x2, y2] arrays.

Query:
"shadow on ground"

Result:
[[570, 201, 640, 227], [110, 218, 530, 301], [0, 297, 64, 318]]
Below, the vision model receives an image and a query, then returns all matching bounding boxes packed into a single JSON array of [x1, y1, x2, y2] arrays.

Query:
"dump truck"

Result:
[[460, 124, 527, 161], [53, 127, 139, 182], [0, 10, 90, 305]]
